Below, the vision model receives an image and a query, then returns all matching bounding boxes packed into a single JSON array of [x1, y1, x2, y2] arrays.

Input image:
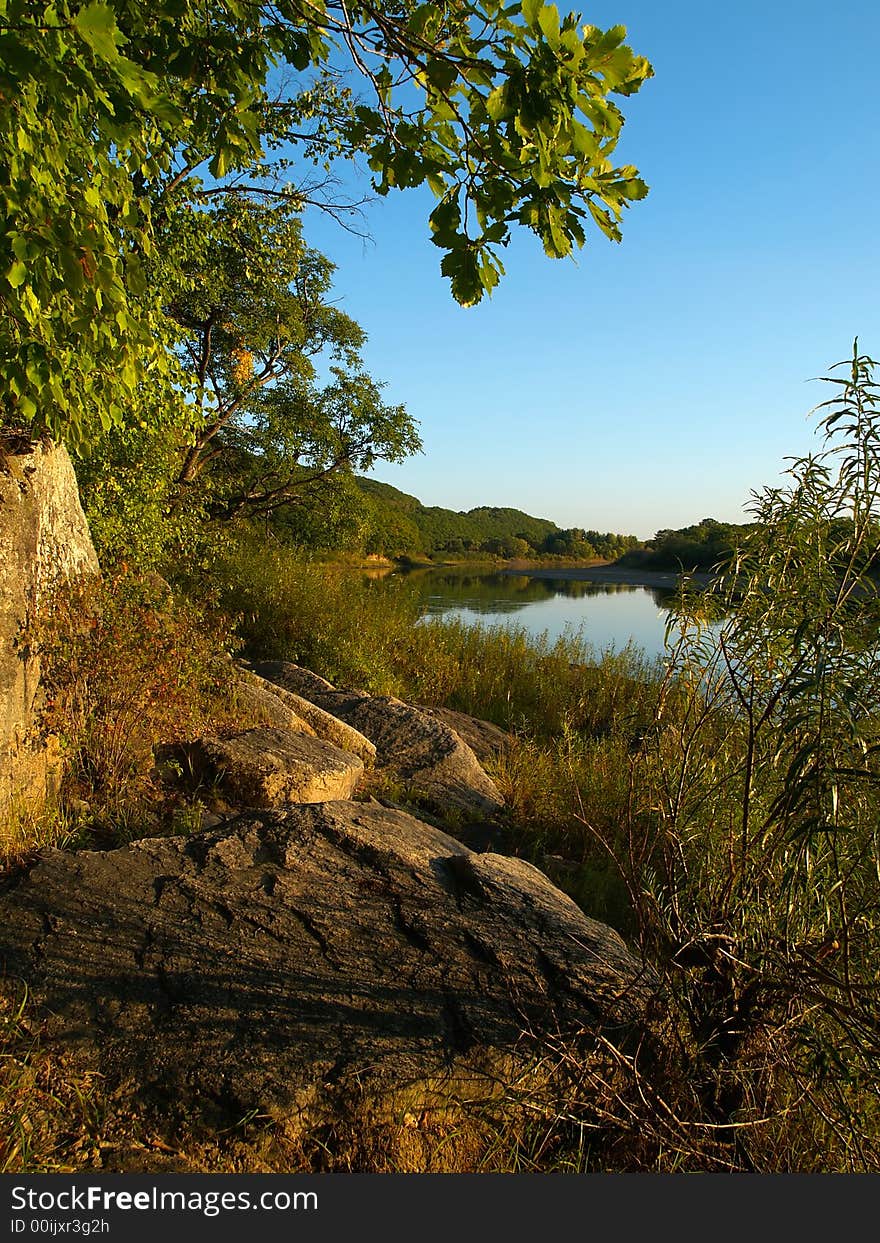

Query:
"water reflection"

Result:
[[382, 567, 680, 660], [406, 569, 675, 614]]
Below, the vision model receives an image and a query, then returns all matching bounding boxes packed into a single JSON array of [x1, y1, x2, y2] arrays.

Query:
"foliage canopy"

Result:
[[158, 195, 421, 522], [1, 0, 652, 448]]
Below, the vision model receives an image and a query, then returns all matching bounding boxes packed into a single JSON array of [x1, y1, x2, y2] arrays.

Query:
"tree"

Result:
[[482, 533, 531, 558], [153, 194, 420, 521], [542, 526, 595, 558], [1, 0, 652, 448], [269, 471, 375, 552]]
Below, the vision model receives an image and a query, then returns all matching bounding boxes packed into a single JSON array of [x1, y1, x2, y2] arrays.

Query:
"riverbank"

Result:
[[8, 535, 878, 1172]]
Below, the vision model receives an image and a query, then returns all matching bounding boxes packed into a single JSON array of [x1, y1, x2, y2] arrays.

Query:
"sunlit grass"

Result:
[[0, 802, 75, 870]]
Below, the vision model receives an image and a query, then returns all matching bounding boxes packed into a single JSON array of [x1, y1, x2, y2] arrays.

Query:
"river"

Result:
[[387, 566, 688, 662]]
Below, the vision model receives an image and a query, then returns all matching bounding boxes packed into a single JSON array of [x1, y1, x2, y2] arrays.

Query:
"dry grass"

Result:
[[0, 802, 76, 870], [23, 571, 264, 850]]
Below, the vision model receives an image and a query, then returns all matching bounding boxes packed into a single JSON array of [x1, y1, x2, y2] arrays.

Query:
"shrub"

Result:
[[579, 344, 880, 1170], [32, 570, 242, 837]]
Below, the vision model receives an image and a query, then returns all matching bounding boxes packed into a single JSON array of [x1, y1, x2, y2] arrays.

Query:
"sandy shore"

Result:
[[500, 565, 714, 590]]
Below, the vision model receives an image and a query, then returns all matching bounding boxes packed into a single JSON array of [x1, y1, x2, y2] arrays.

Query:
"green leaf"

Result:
[[426, 172, 447, 199], [112, 54, 160, 102], [425, 57, 457, 94], [6, 260, 26, 288], [486, 83, 510, 122], [408, 3, 436, 37], [521, 0, 542, 28], [209, 145, 233, 179], [429, 197, 462, 248], [441, 248, 483, 306], [587, 199, 621, 241], [125, 255, 146, 297], [73, 2, 125, 61], [569, 120, 598, 158], [17, 393, 37, 419], [538, 4, 560, 47]]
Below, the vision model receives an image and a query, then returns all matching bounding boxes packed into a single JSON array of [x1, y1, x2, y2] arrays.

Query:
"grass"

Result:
[[0, 984, 108, 1172], [0, 802, 77, 870], [209, 534, 662, 734]]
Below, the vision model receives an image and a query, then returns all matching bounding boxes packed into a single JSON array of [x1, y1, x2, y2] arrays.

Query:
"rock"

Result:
[[251, 662, 504, 817], [232, 671, 317, 734], [181, 728, 364, 807], [247, 661, 340, 702], [0, 439, 100, 814], [0, 802, 654, 1130], [237, 665, 375, 766], [415, 705, 514, 763], [340, 696, 505, 814]]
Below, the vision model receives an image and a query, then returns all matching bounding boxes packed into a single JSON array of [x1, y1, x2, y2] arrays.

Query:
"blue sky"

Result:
[[301, 1, 880, 540]]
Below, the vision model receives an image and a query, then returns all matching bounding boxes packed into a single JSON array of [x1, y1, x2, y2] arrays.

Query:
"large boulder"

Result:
[[231, 671, 318, 735], [248, 662, 337, 700], [0, 439, 99, 814], [250, 661, 504, 816], [180, 728, 364, 807], [0, 802, 653, 1131], [415, 705, 514, 764]]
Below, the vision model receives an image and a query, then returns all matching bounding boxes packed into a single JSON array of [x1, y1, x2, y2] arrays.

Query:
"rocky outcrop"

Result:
[[237, 665, 376, 766], [0, 801, 653, 1129], [247, 662, 337, 700], [250, 661, 504, 816], [339, 695, 505, 814], [0, 439, 100, 814], [178, 728, 364, 807]]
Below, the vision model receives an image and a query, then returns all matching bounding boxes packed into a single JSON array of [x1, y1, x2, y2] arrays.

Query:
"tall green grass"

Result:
[[211, 535, 662, 740]]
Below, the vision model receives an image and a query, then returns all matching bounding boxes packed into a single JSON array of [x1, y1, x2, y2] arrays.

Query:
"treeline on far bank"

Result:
[[620, 517, 753, 571], [621, 515, 880, 574], [271, 485, 763, 572], [271, 474, 642, 563]]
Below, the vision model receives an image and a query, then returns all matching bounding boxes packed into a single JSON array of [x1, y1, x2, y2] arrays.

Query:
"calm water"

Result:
[[393, 568, 680, 662]]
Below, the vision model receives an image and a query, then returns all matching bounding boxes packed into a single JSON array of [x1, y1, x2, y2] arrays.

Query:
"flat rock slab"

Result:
[[186, 728, 363, 806], [0, 802, 653, 1127], [251, 662, 504, 817]]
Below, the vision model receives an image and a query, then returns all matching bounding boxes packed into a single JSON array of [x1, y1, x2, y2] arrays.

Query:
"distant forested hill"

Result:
[[353, 478, 639, 560], [270, 474, 641, 561]]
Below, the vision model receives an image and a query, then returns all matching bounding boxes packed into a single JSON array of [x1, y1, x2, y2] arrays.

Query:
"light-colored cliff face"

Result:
[[0, 439, 99, 813]]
